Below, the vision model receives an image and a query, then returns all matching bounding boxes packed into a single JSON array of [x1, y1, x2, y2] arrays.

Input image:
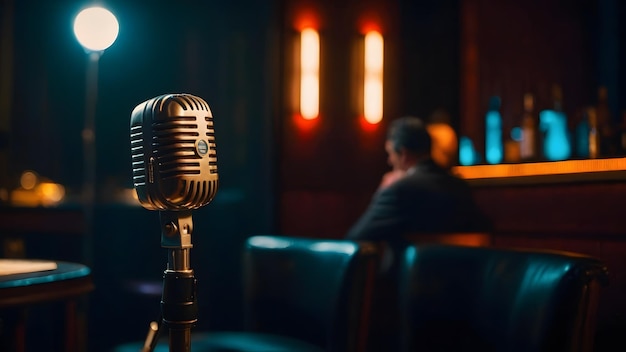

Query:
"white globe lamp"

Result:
[[73, 6, 119, 52]]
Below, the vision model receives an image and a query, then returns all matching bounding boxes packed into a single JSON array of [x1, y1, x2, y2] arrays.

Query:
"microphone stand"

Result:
[[143, 210, 198, 352]]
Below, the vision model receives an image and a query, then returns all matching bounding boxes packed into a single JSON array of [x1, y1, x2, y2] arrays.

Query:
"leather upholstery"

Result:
[[397, 244, 608, 352], [238, 235, 378, 351], [113, 235, 379, 351], [366, 232, 493, 351]]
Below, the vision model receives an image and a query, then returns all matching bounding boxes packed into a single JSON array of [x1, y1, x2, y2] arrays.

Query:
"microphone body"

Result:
[[130, 93, 218, 211], [129, 93, 218, 351]]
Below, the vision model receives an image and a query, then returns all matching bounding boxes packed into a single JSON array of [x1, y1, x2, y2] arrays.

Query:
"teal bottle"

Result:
[[539, 85, 571, 161], [459, 136, 479, 166], [485, 96, 503, 164]]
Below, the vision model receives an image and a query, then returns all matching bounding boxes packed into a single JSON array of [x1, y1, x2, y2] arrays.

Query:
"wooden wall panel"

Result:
[[473, 181, 626, 237]]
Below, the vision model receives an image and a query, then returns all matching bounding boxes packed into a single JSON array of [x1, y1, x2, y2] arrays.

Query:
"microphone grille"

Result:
[[131, 93, 218, 210]]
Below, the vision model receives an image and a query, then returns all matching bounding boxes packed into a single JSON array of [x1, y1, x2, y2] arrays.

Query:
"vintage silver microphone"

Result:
[[130, 93, 218, 352]]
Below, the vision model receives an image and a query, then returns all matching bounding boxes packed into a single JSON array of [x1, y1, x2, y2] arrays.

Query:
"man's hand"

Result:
[[378, 169, 406, 190]]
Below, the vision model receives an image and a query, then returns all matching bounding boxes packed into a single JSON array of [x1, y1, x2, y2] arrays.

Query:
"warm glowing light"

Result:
[[131, 188, 139, 201], [12, 172, 65, 207], [453, 157, 626, 183], [428, 123, 459, 170], [38, 182, 66, 206], [364, 31, 383, 124], [20, 171, 38, 190], [300, 28, 319, 120], [73, 6, 119, 52]]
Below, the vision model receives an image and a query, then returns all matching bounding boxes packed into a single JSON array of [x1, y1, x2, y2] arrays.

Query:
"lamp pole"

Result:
[[73, 6, 118, 266]]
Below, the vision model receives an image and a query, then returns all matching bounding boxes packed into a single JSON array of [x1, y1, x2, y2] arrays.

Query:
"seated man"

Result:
[[346, 115, 490, 242], [345, 116, 491, 351]]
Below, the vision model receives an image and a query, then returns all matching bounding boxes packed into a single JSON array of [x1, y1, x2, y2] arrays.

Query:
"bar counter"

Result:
[[451, 157, 626, 238], [453, 157, 626, 186]]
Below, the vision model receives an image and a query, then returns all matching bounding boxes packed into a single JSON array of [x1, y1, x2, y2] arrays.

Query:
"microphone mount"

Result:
[[160, 210, 193, 251], [144, 210, 198, 352]]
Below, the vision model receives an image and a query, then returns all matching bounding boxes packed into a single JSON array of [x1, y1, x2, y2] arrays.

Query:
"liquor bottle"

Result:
[[619, 111, 626, 155], [539, 84, 571, 161], [596, 86, 615, 156], [504, 128, 521, 163], [587, 107, 600, 159], [519, 93, 538, 161], [485, 96, 503, 164], [574, 108, 590, 158], [459, 136, 479, 166]]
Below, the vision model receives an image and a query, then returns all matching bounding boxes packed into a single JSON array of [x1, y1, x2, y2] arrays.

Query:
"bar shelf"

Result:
[[452, 157, 626, 186]]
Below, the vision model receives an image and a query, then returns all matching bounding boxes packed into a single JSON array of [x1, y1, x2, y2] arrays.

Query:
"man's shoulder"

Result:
[[403, 166, 466, 185]]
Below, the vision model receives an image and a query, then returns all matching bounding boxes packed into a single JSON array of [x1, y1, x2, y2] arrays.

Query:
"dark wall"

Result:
[[277, 0, 461, 239], [397, 0, 460, 123], [7, 0, 279, 198], [2, 0, 280, 350]]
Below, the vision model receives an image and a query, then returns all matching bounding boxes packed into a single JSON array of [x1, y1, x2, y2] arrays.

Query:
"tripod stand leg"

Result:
[[141, 320, 162, 352]]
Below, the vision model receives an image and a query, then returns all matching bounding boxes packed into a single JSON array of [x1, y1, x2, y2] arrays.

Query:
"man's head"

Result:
[[385, 116, 432, 171]]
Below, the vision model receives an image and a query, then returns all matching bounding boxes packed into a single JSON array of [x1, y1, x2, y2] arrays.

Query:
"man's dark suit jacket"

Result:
[[346, 159, 490, 351], [346, 159, 490, 241]]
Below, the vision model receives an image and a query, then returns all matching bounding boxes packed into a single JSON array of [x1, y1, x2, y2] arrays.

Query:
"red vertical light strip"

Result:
[[300, 28, 319, 120], [363, 30, 384, 125]]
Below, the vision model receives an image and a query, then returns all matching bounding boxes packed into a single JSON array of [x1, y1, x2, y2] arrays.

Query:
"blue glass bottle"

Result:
[[485, 96, 503, 164], [459, 136, 479, 166], [539, 85, 571, 161]]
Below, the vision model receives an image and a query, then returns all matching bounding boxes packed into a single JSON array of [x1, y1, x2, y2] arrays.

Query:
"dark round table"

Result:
[[0, 260, 94, 352]]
